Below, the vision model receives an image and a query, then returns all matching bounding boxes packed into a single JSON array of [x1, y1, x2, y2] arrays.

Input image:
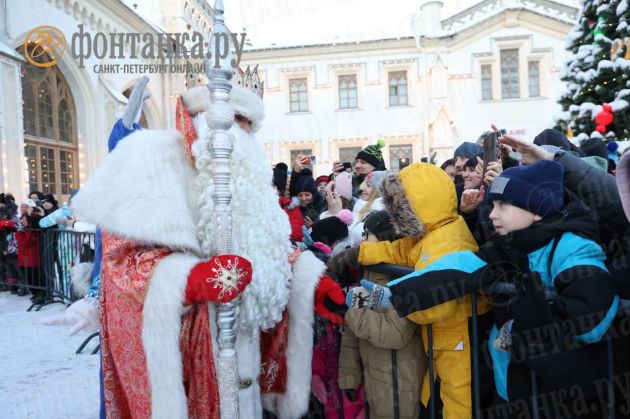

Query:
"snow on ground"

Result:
[[0, 292, 100, 419]]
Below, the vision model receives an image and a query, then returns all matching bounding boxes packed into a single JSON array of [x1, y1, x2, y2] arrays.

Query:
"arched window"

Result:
[[18, 43, 78, 199]]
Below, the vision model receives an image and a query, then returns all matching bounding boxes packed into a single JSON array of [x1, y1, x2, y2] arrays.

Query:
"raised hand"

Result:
[[460, 187, 485, 214]]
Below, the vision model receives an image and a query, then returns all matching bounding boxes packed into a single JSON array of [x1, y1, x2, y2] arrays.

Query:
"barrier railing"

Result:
[[0, 228, 96, 311], [368, 263, 628, 419]]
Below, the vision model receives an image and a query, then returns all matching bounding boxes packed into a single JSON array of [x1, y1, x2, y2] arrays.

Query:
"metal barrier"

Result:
[[368, 263, 628, 419], [0, 228, 96, 311]]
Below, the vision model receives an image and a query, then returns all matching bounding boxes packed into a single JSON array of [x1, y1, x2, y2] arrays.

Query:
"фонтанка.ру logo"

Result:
[[23, 26, 67, 68]]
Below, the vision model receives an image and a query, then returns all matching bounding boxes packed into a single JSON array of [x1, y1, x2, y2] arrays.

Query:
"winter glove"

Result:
[[326, 246, 360, 275], [40, 296, 99, 336], [345, 279, 392, 309], [185, 255, 252, 305], [510, 272, 558, 360], [511, 272, 554, 331], [314, 274, 346, 324]]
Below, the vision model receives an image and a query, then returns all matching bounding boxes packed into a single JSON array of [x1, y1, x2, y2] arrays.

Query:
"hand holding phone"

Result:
[[482, 131, 498, 178]]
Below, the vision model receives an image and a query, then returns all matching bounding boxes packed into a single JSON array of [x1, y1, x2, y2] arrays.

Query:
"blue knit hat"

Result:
[[487, 161, 564, 217], [454, 142, 482, 159]]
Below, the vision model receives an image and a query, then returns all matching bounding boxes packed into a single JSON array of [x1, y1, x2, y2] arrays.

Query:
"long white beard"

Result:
[[192, 114, 292, 331]]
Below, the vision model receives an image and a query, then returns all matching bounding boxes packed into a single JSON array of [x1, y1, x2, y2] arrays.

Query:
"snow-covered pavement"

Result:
[[0, 292, 100, 419]]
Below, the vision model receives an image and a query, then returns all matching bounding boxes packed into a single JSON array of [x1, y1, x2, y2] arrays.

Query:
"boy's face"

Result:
[[489, 201, 542, 235]]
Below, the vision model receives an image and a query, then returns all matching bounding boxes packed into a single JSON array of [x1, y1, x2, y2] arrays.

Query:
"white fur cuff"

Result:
[[142, 252, 201, 419]]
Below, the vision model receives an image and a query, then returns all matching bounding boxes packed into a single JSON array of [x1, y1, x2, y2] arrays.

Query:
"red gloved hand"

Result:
[[185, 255, 253, 305], [315, 274, 346, 324]]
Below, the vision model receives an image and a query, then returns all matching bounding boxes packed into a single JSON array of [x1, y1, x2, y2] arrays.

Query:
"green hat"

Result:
[[356, 138, 387, 170]]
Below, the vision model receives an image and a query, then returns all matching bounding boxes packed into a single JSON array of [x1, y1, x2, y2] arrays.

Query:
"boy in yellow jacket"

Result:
[[329, 163, 491, 418]]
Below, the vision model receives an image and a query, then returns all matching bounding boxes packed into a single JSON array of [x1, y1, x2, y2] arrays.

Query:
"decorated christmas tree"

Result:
[[555, 0, 630, 143]]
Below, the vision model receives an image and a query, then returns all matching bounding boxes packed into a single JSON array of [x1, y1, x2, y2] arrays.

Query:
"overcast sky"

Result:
[[124, 0, 580, 48]]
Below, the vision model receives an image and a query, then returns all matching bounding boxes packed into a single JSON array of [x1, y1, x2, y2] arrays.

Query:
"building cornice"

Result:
[[242, 5, 575, 62]]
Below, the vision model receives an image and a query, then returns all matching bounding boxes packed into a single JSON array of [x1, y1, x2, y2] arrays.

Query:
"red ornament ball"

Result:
[[595, 109, 614, 126], [595, 124, 607, 133]]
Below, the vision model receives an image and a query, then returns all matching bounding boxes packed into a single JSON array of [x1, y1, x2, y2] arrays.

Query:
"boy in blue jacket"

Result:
[[359, 160, 619, 416]]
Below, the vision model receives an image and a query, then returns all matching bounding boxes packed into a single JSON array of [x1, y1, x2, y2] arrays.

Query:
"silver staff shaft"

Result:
[[205, 1, 239, 417]]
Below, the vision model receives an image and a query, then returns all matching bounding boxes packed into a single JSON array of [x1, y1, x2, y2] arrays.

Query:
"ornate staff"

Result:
[[204, 1, 240, 417]]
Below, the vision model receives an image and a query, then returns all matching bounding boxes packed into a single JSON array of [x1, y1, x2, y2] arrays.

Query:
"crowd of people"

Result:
[[270, 127, 630, 418], [3, 122, 630, 418], [0, 190, 84, 304]]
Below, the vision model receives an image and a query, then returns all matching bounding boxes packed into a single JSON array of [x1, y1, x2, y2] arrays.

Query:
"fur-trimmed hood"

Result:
[[380, 163, 459, 237], [182, 85, 265, 133]]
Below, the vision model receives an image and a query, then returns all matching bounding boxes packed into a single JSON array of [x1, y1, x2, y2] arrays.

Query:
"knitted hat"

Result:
[[580, 138, 608, 160], [534, 129, 584, 157], [294, 175, 317, 195], [273, 163, 288, 193], [356, 139, 386, 170], [487, 160, 564, 217], [334, 172, 353, 201], [315, 175, 330, 185], [363, 210, 399, 242], [365, 170, 387, 190], [310, 216, 349, 246], [453, 142, 482, 159], [608, 141, 619, 164]]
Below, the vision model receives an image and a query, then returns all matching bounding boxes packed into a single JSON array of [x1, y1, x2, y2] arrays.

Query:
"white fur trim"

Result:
[[288, 196, 300, 210], [142, 252, 200, 419], [181, 86, 209, 115], [229, 85, 265, 133], [72, 129, 201, 255], [236, 328, 263, 419], [262, 251, 324, 419], [182, 85, 264, 133], [70, 262, 94, 298]]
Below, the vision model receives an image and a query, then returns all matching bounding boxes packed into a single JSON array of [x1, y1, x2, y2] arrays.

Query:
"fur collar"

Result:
[[380, 171, 425, 238], [72, 129, 202, 254]]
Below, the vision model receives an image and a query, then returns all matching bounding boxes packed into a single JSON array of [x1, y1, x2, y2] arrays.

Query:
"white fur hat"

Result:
[[182, 85, 265, 133]]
